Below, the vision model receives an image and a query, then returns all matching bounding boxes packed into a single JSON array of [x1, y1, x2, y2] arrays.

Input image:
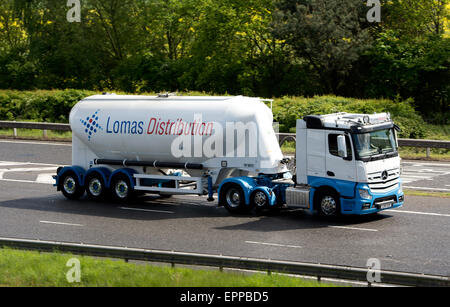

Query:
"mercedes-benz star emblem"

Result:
[[381, 170, 389, 181]]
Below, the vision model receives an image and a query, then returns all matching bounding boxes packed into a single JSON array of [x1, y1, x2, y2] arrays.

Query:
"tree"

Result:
[[382, 0, 450, 38], [272, 0, 373, 93]]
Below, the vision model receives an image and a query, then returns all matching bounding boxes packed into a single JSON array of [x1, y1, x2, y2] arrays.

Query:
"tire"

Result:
[[317, 191, 341, 218], [110, 173, 134, 203], [252, 190, 269, 211], [59, 171, 84, 200], [85, 172, 108, 201], [220, 183, 250, 214]]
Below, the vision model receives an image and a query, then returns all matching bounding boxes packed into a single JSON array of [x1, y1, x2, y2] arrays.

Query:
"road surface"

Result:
[[0, 139, 448, 277]]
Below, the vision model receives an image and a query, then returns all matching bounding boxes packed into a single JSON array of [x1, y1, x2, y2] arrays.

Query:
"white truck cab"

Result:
[[287, 112, 404, 216]]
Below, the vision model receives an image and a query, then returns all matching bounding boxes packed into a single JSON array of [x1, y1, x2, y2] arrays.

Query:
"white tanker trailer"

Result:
[[55, 94, 404, 217]]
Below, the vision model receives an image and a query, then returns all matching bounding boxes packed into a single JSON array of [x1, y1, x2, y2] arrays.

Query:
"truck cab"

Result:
[[287, 112, 404, 216]]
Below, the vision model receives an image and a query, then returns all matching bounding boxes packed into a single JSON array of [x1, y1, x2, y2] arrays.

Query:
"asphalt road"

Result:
[[0, 139, 449, 277]]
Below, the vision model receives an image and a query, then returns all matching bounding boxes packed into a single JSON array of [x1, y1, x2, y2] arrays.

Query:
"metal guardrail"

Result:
[[0, 121, 449, 154], [0, 120, 71, 139], [278, 133, 450, 158], [0, 237, 448, 287]]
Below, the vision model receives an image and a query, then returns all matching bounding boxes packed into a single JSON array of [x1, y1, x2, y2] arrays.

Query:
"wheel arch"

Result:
[[250, 186, 276, 207], [85, 167, 112, 188], [218, 177, 256, 206], [108, 168, 138, 189], [57, 166, 86, 188]]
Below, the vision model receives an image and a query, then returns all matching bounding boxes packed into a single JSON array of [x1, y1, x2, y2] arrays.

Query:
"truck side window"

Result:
[[328, 134, 353, 160]]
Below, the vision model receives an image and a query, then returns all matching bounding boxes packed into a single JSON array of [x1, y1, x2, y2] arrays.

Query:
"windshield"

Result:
[[352, 129, 398, 160]]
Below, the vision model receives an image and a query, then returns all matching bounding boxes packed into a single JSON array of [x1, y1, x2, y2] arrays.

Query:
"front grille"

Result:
[[367, 168, 400, 193]]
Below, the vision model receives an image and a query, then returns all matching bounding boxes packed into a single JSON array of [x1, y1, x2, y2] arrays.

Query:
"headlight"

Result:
[[398, 182, 403, 195], [358, 189, 372, 200]]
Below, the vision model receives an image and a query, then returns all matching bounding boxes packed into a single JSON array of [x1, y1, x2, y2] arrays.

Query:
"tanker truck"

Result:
[[54, 94, 404, 217]]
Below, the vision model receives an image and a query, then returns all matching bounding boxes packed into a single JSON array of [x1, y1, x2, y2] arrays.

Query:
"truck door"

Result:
[[325, 133, 356, 188]]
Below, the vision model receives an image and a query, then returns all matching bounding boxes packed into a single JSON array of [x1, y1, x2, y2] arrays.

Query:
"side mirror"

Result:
[[337, 135, 347, 158]]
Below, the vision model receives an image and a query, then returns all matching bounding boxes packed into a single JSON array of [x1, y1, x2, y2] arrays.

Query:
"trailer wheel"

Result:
[[59, 171, 84, 200], [85, 173, 107, 201], [111, 174, 134, 203], [317, 191, 341, 218], [220, 183, 250, 214]]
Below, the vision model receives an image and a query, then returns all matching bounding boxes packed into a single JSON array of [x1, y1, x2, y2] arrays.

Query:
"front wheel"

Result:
[[317, 192, 341, 218]]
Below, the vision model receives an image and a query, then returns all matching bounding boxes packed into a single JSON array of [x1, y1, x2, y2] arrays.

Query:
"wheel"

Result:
[[110, 174, 134, 203], [220, 183, 250, 214], [85, 172, 108, 201], [59, 171, 84, 200], [252, 190, 269, 211], [317, 191, 341, 218]]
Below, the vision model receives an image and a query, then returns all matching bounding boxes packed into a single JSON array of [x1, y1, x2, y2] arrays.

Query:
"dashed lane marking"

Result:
[[119, 207, 174, 214], [389, 210, 450, 218], [40, 220, 84, 227], [245, 241, 303, 249], [328, 226, 378, 232]]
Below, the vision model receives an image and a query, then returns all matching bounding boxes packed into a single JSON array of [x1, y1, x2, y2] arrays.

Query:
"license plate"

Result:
[[378, 202, 394, 210]]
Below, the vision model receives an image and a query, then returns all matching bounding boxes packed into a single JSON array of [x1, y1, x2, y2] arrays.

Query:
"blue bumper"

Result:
[[340, 182, 404, 215]]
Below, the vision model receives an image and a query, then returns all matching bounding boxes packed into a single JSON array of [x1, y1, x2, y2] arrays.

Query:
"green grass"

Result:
[[399, 147, 450, 161], [0, 128, 72, 141], [0, 248, 335, 287], [404, 190, 450, 198]]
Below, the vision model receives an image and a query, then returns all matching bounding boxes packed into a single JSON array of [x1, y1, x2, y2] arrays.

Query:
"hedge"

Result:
[[0, 90, 428, 139]]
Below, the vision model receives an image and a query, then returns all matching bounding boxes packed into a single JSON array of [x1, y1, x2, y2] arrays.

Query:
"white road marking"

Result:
[[0, 178, 53, 185], [0, 161, 28, 166], [0, 167, 57, 172], [245, 241, 303, 249], [36, 173, 56, 184], [40, 220, 83, 227], [403, 186, 450, 192], [328, 226, 378, 232], [388, 210, 450, 218], [402, 162, 450, 168], [119, 207, 174, 214]]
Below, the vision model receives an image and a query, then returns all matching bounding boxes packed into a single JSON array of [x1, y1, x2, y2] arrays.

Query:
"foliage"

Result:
[[0, 89, 434, 139], [0, 1, 448, 124], [272, 0, 372, 93], [272, 95, 428, 138], [0, 89, 94, 122]]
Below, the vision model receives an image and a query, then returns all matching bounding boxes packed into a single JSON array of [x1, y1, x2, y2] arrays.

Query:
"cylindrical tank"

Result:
[[70, 95, 285, 175]]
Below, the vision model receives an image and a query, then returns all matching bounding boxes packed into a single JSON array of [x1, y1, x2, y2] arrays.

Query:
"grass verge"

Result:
[[0, 248, 335, 287], [404, 190, 450, 198]]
